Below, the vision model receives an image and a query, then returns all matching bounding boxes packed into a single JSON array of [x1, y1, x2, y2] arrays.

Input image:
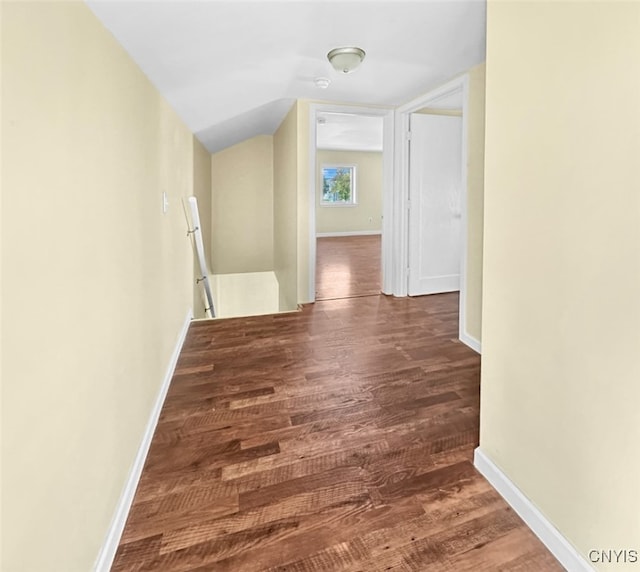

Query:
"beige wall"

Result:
[[1, 3, 196, 571], [208, 102, 309, 308], [316, 150, 383, 234], [481, 2, 640, 569], [273, 104, 299, 311], [193, 137, 212, 270], [296, 100, 312, 304], [465, 63, 485, 342], [0, 2, 4, 566], [192, 137, 212, 318], [210, 135, 274, 274]]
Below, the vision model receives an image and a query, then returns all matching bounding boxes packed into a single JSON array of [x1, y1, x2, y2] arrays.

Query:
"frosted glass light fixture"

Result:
[[327, 46, 366, 74]]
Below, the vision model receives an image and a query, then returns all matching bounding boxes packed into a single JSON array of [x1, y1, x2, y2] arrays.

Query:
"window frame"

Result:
[[320, 164, 357, 207]]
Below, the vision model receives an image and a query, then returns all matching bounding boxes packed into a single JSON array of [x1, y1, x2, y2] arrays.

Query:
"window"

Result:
[[321, 165, 356, 206]]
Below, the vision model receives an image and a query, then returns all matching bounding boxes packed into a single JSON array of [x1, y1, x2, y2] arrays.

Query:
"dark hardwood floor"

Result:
[[316, 235, 381, 300], [112, 293, 562, 571]]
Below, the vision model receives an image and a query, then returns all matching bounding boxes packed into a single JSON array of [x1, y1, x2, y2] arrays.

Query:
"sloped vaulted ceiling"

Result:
[[86, 1, 486, 152]]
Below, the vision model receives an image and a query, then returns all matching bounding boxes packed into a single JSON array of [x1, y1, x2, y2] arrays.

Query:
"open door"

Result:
[[407, 113, 463, 296]]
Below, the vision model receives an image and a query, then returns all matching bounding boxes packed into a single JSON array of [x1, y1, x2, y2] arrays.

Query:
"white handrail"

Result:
[[187, 196, 215, 318]]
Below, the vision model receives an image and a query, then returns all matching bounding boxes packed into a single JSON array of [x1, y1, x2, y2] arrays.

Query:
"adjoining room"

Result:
[[314, 112, 384, 301]]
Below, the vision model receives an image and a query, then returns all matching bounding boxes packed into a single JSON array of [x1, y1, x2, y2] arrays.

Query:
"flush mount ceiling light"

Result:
[[327, 46, 366, 74]]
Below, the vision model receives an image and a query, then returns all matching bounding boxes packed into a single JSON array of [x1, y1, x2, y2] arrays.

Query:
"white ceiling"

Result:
[[87, 1, 486, 153], [317, 113, 383, 152]]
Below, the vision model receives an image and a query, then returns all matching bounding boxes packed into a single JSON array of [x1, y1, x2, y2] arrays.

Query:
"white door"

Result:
[[408, 113, 462, 296]]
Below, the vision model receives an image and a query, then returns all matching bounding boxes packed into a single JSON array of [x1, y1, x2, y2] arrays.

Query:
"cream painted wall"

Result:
[[273, 104, 299, 311], [2, 3, 196, 571], [316, 150, 382, 234], [193, 137, 212, 270], [192, 137, 212, 318], [211, 135, 274, 274], [208, 103, 309, 309], [210, 272, 279, 318], [465, 63, 485, 342], [296, 100, 311, 305], [481, 2, 640, 569], [0, 3, 4, 565]]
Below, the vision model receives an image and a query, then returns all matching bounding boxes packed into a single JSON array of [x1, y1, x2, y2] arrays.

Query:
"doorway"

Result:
[[307, 104, 395, 302], [395, 74, 478, 352], [313, 112, 384, 300]]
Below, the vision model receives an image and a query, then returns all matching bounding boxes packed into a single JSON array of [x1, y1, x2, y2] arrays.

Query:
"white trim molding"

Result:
[[94, 309, 193, 572], [474, 448, 594, 572], [316, 230, 382, 238], [459, 332, 481, 354]]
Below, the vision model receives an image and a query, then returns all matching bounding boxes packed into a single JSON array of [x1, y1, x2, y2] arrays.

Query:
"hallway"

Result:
[[113, 293, 560, 571]]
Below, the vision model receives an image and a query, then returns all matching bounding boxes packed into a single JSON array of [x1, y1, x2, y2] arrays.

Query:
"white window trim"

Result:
[[320, 163, 357, 207]]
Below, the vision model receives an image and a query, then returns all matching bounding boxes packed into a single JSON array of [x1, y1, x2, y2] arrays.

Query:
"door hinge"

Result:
[[406, 130, 412, 141]]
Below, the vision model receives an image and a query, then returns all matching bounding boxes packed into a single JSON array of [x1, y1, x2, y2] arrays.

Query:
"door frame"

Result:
[[394, 74, 477, 352], [307, 103, 395, 302]]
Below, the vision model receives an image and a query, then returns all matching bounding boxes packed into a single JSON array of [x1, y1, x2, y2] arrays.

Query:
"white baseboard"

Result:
[[474, 448, 593, 572], [93, 309, 193, 572], [459, 331, 481, 354], [316, 230, 382, 237]]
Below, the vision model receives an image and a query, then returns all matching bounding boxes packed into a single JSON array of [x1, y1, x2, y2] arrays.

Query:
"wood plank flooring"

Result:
[[316, 236, 381, 300], [112, 293, 562, 571]]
